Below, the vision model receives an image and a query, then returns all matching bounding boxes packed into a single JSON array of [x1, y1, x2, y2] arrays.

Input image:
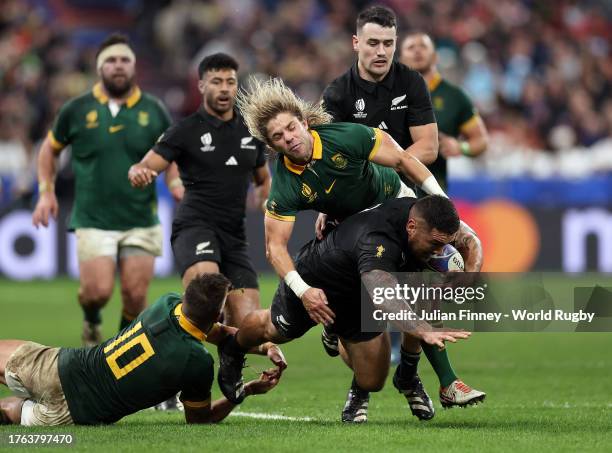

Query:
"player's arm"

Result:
[[361, 269, 471, 348], [405, 122, 439, 165], [453, 221, 483, 272], [184, 371, 280, 424], [164, 161, 184, 202], [370, 130, 447, 197], [265, 216, 335, 325], [128, 150, 171, 188], [440, 115, 489, 158], [32, 135, 63, 228], [253, 165, 271, 213]]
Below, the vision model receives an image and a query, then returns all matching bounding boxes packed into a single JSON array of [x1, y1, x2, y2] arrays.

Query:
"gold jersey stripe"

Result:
[[368, 127, 383, 161], [265, 210, 296, 222]]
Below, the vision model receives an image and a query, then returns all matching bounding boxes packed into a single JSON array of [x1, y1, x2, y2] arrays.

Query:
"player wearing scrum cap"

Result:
[[32, 33, 181, 347]]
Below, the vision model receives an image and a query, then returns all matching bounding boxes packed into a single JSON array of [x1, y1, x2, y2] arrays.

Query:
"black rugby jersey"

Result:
[[154, 108, 266, 234], [322, 61, 436, 150], [294, 197, 421, 298]]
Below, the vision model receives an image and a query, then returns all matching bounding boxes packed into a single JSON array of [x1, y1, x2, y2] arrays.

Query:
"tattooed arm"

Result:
[[454, 221, 483, 272]]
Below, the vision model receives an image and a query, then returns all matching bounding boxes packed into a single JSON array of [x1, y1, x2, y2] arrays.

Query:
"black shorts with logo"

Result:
[[270, 281, 381, 342], [171, 224, 258, 290]]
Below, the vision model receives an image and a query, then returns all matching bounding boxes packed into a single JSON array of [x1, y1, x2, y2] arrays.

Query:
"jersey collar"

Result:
[[198, 106, 238, 128], [428, 72, 442, 92], [283, 130, 322, 175], [173, 303, 207, 341], [92, 83, 142, 108], [351, 61, 396, 93]]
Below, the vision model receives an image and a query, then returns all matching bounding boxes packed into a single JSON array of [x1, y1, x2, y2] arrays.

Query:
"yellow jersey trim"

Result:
[[174, 304, 207, 341], [428, 72, 442, 92], [47, 130, 64, 153], [283, 130, 323, 175], [368, 128, 383, 161], [92, 83, 141, 108], [182, 397, 211, 408], [459, 114, 481, 133], [92, 83, 109, 104], [265, 210, 296, 222]]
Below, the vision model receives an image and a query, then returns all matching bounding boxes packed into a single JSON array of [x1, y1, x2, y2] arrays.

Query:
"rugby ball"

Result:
[[427, 244, 464, 272]]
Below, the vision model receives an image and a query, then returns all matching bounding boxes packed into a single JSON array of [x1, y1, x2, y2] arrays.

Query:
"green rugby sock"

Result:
[[82, 306, 101, 325], [421, 342, 458, 388]]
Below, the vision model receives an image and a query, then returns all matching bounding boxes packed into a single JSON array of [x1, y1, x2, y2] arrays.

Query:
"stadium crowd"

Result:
[[0, 0, 610, 203]]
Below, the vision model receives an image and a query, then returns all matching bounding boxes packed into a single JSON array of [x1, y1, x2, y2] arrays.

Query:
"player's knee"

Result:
[[0, 397, 24, 424], [355, 374, 386, 392], [79, 282, 113, 306], [121, 285, 147, 312]]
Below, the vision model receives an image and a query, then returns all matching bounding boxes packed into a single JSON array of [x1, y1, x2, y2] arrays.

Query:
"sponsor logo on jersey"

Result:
[[200, 133, 215, 152], [378, 121, 388, 130], [301, 183, 318, 203], [240, 136, 257, 150], [433, 96, 444, 110], [353, 98, 367, 119], [195, 241, 214, 255], [109, 125, 125, 133], [390, 93, 408, 111], [276, 314, 291, 328], [324, 179, 337, 194], [138, 111, 149, 127], [331, 153, 348, 169], [86, 110, 98, 129], [225, 156, 238, 166]]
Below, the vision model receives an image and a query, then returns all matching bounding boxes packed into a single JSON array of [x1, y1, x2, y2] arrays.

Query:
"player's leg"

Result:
[[117, 225, 163, 330], [339, 333, 390, 423], [218, 282, 315, 404], [76, 228, 118, 346], [183, 261, 220, 288], [0, 397, 24, 424], [0, 340, 28, 385], [218, 241, 261, 327], [391, 333, 435, 420]]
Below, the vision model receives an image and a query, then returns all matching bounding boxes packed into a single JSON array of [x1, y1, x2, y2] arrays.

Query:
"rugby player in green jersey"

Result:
[[401, 32, 489, 190], [0, 274, 284, 426], [31, 34, 183, 346]]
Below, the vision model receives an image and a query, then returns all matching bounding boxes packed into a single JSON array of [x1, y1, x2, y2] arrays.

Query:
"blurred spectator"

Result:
[[0, 0, 610, 206]]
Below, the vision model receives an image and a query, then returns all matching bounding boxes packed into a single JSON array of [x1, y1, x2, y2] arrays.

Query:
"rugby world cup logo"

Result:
[[301, 183, 318, 203], [353, 98, 367, 119], [200, 132, 215, 152]]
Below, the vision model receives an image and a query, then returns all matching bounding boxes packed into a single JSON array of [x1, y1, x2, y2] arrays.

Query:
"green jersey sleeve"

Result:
[[179, 350, 214, 408], [49, 100, 76, 151], [456, 88, 479, 132], [265, 160, 301, 221]]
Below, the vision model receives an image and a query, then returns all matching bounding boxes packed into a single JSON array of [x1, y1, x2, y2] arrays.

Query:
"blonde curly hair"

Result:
[[237, 76, 332, 145]]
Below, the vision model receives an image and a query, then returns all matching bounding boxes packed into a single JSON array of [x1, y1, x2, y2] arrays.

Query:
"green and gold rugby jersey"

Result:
[[265, 122, 401, 222], [427, 73, 480, 189], [48, 83, 171, 230], [58, 293, 214, 425]]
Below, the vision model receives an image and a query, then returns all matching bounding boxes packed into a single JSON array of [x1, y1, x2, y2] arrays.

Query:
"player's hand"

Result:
[[266, 344, 287, 373], [128, 163, 158, 188], [419, 329, 471, 350], [301, 287, 335, 326], [315, 213, 327, 240], [170, 184, 185, 203], [439, 134, 462, 158], [245, 368, 281, 395], [32, 192, 59, 228]]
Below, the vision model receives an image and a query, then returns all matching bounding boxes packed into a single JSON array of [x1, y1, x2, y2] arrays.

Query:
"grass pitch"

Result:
[[1, 276, 611, 452]]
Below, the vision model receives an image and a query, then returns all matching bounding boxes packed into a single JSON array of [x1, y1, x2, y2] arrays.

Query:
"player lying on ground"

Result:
[[0, 274, 286, 426], [217, 196, 471, 423], [238, 76, 484, 419]]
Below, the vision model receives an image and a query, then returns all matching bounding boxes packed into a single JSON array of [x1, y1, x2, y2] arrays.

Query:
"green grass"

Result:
[[1, 276, 611, 452]]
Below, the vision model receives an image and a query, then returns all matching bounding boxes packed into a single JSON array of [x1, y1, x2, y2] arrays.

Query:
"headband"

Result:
[[96, 43, 136, 70]]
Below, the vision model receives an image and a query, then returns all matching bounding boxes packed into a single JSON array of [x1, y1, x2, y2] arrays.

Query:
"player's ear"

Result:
[[406, 218, 416, 237], [197, 79, 206, 95], [352, 35, 359, 52]]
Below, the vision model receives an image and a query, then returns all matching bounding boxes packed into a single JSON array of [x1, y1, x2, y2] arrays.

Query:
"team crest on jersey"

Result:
[[138, 111, 149, 127], [240, 136, 257, 150], [331, 153, 348, 169], [390, 94, 408, 111], [85, 110, 98, 129], [384, 184, 394, 196], [433, 96, 444, 110], [200, 132, 215, 152], [376, 245, 385, 258], [353, 98, 367, 119], [301, 183, 318, 203]]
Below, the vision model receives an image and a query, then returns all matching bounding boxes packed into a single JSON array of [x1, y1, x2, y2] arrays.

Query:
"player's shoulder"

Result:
[[313, 122, 369, 137], [325, 67, 353, 93], [394, 61, 427, 84], [170, 109, 203, 130], [438, 78, 472, 100], [59, 90, 97, 113], [138, 91, 170, 113]]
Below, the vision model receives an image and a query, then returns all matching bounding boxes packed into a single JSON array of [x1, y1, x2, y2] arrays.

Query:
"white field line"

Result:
[[230, 411, 316, 422]]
